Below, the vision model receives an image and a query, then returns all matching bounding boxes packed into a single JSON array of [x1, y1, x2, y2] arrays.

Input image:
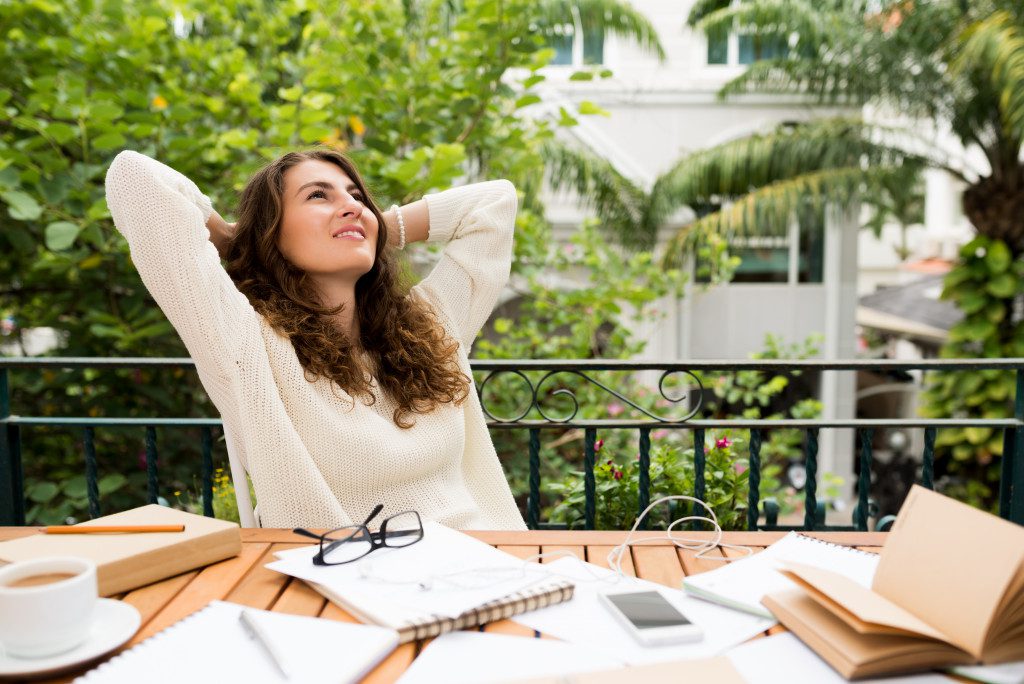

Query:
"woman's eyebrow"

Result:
[[295, 180, 360, 196]]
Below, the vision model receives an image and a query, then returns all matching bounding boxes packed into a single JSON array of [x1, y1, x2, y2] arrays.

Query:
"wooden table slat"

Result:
[[128, 541, 269, 644]]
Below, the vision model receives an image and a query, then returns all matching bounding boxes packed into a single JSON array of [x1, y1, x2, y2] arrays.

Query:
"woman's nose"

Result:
[[337, 196, 362, 218]]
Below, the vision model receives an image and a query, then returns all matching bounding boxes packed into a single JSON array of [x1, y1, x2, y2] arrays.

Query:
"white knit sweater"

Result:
[[105, 151, 527, 531]]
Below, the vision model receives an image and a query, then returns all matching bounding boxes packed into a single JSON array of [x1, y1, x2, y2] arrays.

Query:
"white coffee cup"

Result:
[[0, 556, 98, 658]]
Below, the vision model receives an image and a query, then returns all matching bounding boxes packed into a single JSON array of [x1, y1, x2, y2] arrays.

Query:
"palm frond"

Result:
[[661, 166, 884, 267], [953, 9, 1024, 141], [647, 118, 917, 229], [533, 0, 666, 60], [692, 0, 828, 49], [540, 139, 653, 248]]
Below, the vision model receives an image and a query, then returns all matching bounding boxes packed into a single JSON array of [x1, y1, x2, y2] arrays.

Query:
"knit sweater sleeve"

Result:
[[415, 180, 517, 351], [104, 151, 257, 388]]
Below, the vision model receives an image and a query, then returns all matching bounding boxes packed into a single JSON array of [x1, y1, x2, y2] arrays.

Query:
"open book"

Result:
[[762, 485, 1024, 679]]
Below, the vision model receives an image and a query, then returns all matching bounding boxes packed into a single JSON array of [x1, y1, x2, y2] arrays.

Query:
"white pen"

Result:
[[239, 608, 292, 680]]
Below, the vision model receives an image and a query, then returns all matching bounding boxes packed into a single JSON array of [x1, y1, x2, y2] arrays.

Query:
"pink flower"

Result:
[[608, 403, 624, 417], [606, 459, 613, 466], [652, 429, 669, 440], [734, 463, 748, 475], [613, 469, 623, 480], [715, 437, 733, 450], [595, 439, 604, 452]]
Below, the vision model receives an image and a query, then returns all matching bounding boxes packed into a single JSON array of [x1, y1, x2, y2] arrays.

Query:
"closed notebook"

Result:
[[762, 485, 1024, 680], [0, 505, 241, 596], [308, 577, 575, 643], [75, 600, 398, 683], [682, 531, 880, 618]]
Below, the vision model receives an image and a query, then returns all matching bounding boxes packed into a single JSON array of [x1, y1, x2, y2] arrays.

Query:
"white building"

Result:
[[527, 0, 973, 484]]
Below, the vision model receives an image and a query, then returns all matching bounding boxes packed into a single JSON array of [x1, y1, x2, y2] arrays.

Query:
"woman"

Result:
[[105, 148, 526, 530]]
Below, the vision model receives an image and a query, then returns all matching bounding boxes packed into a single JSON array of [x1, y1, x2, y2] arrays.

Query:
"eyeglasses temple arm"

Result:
[[362, 504, 385, 527]]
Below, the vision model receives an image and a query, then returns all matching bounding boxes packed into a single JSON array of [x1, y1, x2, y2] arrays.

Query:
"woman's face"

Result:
[[278, 159, 379, 280]]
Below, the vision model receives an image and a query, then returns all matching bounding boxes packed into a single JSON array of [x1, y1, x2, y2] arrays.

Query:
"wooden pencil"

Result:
[[42, 524, 186, 534]]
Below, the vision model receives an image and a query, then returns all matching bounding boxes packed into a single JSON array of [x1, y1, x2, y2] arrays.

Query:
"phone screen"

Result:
[[605, 591, 692, 629]]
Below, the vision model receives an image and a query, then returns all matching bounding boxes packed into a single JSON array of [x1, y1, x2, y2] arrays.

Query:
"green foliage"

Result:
[[547, 439, 754, 531], [921, 236, 1024, 503], [0, 0, 665, 523]]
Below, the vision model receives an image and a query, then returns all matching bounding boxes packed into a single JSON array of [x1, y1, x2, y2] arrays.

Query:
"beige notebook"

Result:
[[763, 485, 1024, 679], [0, 505, 241, 596]]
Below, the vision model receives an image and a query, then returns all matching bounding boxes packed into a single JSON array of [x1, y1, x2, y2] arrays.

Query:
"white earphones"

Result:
[[354, 495, 753, 591]]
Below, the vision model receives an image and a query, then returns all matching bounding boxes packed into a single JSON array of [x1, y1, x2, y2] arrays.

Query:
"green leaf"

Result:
[[578, 101, 610, 116], [2, 190, 43, 220], [277, 85, 303, 102], [63, 475, 88, 499], [45, 221, 80, 251], [569, 70, 594, 81], [91, 131, 126, 151], [515, 94, 542, 109], [556, 107, 578, 127], [985, 240, 1011, 273], [987, 272, 1017, 298], [27, 481, 59, 503], [46, 122, 78, 144], [98, 473, 128, 495]]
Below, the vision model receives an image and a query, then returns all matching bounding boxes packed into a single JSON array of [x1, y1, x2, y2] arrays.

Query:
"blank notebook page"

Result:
[[683, 532, 880, 617], [75, 600, 398, 684]]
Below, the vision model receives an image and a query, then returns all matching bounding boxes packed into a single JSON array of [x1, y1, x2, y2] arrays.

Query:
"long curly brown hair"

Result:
[[224, 149, 469, 428]]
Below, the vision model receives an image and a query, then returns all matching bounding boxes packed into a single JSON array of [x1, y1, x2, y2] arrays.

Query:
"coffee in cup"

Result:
[[0, 557, 97, 658]]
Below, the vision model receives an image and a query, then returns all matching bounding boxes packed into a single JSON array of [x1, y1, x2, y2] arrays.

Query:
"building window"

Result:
[[549, 18, 604, 66], [738, 34, 789, 65], [694, 208, 824, 285]]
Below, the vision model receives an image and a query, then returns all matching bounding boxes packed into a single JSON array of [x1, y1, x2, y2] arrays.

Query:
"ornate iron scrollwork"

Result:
[[477, 367, 704, 423]]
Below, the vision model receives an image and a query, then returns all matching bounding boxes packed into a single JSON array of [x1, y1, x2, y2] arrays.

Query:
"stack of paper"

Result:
[[512, 556, 773, 665], [267, 521, 571, 636]]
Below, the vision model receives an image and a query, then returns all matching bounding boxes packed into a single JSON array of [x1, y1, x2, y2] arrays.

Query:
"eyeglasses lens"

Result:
[[383, 512, 422, 548], [321, 526, 373, 564]]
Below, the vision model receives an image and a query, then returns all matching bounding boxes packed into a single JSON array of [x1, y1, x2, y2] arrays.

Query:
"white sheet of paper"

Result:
[[727, 633, 956, 684], [511, 557, 773, 665], [396, 631, 624, 684], [683, 532, 880, 618], [267, 521, 551, 619], [75, 601, 398, 684], [951, 662, 1024, 684]]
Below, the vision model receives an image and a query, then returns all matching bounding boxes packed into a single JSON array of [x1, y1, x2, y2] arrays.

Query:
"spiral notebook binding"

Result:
[[794, 532, 879, 559], [76, 603, 214, 682]]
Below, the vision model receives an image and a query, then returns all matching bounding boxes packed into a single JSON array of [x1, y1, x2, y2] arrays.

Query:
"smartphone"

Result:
[[598, 590, 703, 646]]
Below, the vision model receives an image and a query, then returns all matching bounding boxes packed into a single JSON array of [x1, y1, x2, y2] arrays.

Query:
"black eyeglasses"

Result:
[[293, 504, 424, 566]]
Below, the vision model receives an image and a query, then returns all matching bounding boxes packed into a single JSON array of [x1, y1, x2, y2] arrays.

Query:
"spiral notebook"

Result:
[[74, 601, 398, 683], [682, 532, 880, 619], [309, 578, 575, 643]]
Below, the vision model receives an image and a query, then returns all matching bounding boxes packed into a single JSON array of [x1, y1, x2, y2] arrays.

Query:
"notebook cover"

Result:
[[0, 505, 241, 595], [309, 579, 575, 643]]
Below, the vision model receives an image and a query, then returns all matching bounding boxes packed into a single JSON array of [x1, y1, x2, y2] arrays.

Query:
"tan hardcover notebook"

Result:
[[762, 485, 1024, 680], [0, 505, 241, 596], [309, 579, 575, 643]]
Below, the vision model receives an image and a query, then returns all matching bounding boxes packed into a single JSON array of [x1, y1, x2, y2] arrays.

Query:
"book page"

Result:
[[873, 486, 1024, 658]]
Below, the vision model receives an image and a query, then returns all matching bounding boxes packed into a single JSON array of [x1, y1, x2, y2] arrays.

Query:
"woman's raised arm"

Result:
[[105, 150, 258, 390]]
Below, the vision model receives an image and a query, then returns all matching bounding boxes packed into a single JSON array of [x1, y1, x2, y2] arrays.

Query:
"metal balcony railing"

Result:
[[2, 357, 1022, 529]]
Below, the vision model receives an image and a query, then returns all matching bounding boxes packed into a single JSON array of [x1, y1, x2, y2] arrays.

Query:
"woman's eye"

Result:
[[308, 190, 327, 199]]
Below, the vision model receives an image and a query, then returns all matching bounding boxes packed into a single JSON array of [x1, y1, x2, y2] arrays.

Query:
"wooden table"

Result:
[[0, 528, 886, 683]]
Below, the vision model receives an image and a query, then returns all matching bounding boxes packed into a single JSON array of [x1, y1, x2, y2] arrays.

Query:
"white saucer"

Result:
[[0, 598, 141, 679]]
